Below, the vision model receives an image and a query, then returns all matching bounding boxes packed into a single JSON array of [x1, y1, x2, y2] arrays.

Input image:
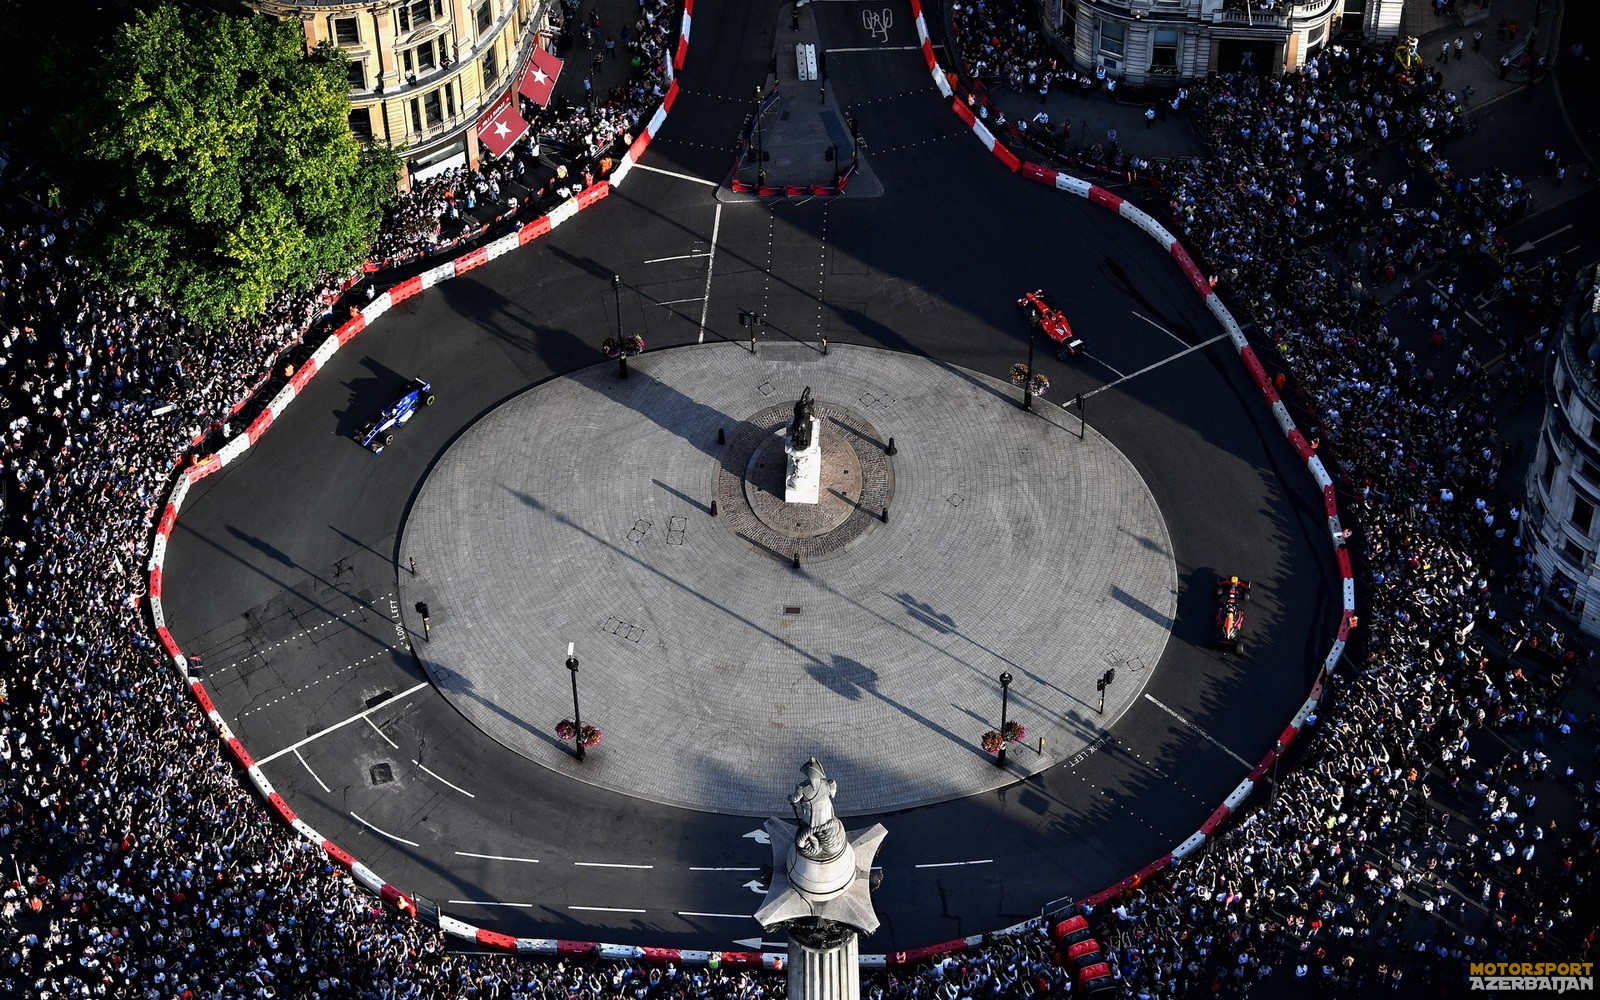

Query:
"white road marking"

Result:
[[678, 912, 753, 919], [349, 811, 420, 847], [238, 642, 402, 717], [413, 760, 476, 797], [450, 899, 534, 907], [644, 252, 710, 264], [827, 45, 929, 52], [1082, 333, 1229, 399], [366, 716, 398, 748], [455, 851, 541, 864], [255, 681, 430, 765], [631, 162, 720, 187], [293, 749, 331, 792], [697, 203, 723, 344], [569, 905, 647, 913], [1131, 310, 1190, 349], [1143, 693, 1252, 768], [212, 595, 389, 674], [656, 296, 706, 306], [574, 862, 654, 869], [914, 859, 993, 869], [689, 866, 761, 872]]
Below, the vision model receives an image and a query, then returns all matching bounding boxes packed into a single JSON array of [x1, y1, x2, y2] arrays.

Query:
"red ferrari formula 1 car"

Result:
[[1215, 575, 1252, 656], [1017, 289, 1086, 360]]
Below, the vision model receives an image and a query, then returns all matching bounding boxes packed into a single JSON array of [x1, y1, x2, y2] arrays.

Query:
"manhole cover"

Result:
[[369, 762, 393, 785]]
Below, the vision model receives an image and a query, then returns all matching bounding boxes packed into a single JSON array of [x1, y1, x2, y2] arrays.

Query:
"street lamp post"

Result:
[[612, 275, 629, 380], [566, 648, 585, 761], [996, 671, 1013, 767]]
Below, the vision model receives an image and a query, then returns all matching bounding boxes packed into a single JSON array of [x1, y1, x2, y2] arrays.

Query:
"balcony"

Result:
[[1292, 0, 1339, 21], [1214, 1, 1288, 27]]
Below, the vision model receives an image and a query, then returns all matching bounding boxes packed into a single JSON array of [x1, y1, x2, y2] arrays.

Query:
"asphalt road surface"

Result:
[[161, 0, 1340, 952]]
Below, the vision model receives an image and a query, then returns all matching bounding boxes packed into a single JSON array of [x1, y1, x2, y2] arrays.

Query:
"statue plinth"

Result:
[[784, 416, 823, 505], [754, 817, 886, 930], [756, 758, 886, 1000]]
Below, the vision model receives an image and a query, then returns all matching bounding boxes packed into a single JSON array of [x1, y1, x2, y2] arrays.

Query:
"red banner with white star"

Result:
[[476, 89, 529, 159], [518, 47, 564, 106]]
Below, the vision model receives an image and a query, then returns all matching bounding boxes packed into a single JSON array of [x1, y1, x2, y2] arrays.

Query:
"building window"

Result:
[[1151, 28, 1179, 73], [409, 99, 422, 133], [1582, 459, 1600, 488], [444, 82, 456, 118], [1059, 5, 1076, 49], [1099, 20, 1125, 58], [347, 59, 366, 90], [1341, 0, 1366, 34], [348, 108, 373, 139], [1574, 495, 1596, 535], [334, 16, 361, 45], [482, 47, 499, 87], [404, 40, 439, 77], [476, 1, 494, 35], [1543, 453, 1557, 491], [1564, 539, 1587, 566], [398, 0, 444, 34], [424, 88, 443, 126]]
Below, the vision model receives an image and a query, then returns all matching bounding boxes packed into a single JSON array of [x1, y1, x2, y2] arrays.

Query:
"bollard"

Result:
[[710, 499, 719, 517], [792, 552, 801, 569], [885, 436, 897, 456], [821, 337, 828, 355], [408, 557, 416, 576], [717, 427, 726, 445], [881, 506, 889, 523]]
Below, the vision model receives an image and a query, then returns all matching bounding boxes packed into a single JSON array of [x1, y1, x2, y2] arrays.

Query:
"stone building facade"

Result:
[[248, 0, 556, 186], [1525, 265, 1600, 635], [1041, 0, 1403, 86]]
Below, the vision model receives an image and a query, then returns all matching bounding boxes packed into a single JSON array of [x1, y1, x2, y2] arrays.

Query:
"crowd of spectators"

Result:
[[1067, 41, 1599, 1000], [3, 1, 1599, 996], [369, 0, 677, 270]]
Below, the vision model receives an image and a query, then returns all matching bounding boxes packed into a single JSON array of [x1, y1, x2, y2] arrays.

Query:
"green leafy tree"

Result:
[[56, 2, 397, 326]]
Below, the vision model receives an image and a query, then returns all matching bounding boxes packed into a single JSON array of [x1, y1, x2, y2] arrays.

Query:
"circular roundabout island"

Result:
[[400, 344, 1177, 815]]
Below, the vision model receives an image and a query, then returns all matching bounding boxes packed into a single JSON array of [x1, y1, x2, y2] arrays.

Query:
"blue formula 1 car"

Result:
[[359, 378, 433, 454]]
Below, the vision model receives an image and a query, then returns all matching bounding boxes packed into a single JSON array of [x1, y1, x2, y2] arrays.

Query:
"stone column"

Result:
[[787, 921, 861, 1000]]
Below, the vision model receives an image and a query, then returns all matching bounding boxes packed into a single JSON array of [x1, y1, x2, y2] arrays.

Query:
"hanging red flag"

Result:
[[518, 47, 564, 106], [476, 90, 529, 159]]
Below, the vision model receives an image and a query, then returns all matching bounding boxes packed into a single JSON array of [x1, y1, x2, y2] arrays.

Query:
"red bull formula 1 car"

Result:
[[1215, 575, 1252, 656], [1017, 289, 1086, 360]]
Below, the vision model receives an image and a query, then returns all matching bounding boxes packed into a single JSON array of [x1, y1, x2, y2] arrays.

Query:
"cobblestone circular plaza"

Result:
[[400, 343, 1177, 815]]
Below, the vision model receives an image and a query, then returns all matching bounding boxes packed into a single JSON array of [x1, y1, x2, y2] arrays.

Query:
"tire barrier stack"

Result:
[[1051, 910, 1116, 998]]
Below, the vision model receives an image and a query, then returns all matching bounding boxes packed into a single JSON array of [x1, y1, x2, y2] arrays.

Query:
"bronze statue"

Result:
[[789, 387, 816, 451]]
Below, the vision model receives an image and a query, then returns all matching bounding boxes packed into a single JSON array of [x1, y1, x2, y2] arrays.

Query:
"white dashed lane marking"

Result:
[[238, 642, 404, 717], [211, 594, 390, 674]]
